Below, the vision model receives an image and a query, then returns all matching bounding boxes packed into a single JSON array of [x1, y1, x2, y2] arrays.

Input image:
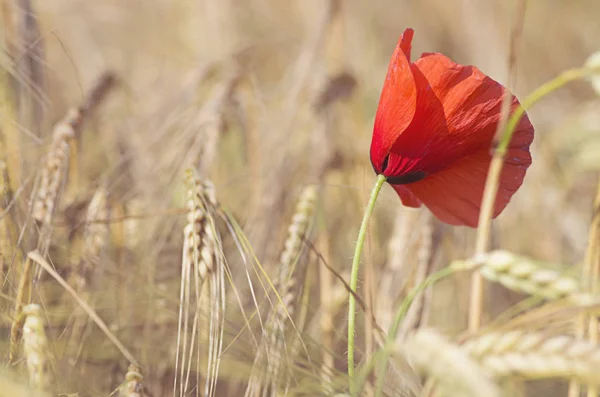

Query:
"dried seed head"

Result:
[[183, 170, 219, 281], [83, 187, 109, 259], [73, 187, 110, 291], [32, 109, 82, 225], [22, 304, 52, 391], [278, 186, 317, 282], [455, 250, 579, 299], [400, 329, 501, 397], [463, 330, 600, 385], [120, 364, 145, 397], [272, 185, 318, 325], [586, 51, 600, 96]]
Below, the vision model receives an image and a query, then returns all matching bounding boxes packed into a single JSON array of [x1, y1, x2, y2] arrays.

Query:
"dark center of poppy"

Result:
[[386, 171, 428, 185], [376, 154, 428, 185]]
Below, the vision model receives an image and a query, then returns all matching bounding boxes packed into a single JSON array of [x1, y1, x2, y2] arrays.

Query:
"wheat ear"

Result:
[[399, 328, 501, 397], [32, 72, 115, 228], [22, 304, 52, 392], [65, 186, 110, 361], [120, 364, 145, 397], [10, 75, 116, 363], [175, 171, 222, 397], [454, 250, 579, 300], [245, 185, 317, 397], [464, 330, 600, 386], [73, 186, 110, 290]]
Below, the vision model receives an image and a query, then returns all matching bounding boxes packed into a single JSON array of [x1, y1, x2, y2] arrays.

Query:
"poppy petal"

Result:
[[370, 28, 418, 173], [403, 144, 532, 227], [389, 52, 533, 177], [391, 184, 422, 208]]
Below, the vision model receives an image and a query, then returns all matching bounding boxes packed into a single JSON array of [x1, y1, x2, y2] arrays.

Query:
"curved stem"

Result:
[[348, 174, 386, 394], [373, 265, 459, 397], [469, 65, 599, 332]]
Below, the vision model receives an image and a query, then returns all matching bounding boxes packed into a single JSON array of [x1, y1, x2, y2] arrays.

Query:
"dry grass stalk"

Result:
[[376, 207, 422, 333], [318, 235, 336, 393], [572, 176, 600, 397], [64, 186, 110, 362], [464, 330, 600, 385], [0, 158, 19, 298], [585, 178, 600, 397], [21, 73, 116, 336], [400, 328, 501, 397], [245, 185, 318, 397], [9, 256, 33, 364], [455, 250, 579, 300], [25, 110, 81, 332], [27, 250, 137, 365], [194, 72, 240, 175], [120, 364, 145, 397], [397, 211, 434, 340], [468, 0, 528, 333], [22, 304, 52, 391], [248, 0, 339, 263], [13, 0, 46, 138]]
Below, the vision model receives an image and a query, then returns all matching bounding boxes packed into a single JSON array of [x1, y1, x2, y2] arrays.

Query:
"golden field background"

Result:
[[1, 0, 600, 396]]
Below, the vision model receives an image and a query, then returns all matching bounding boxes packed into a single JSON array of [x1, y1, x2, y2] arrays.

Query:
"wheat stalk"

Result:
[[31, 108, 80, 226], [64, 186, 110, 362], [13, 73, 115, 364], [9, 256, 33, 364], [22, 304, 52, 392], [454, 250, 579, 300], [582, 177, 600, 397], [245, 185, 318, 397], [175, 170, 223, 397], [33, 72, 115, 228], [399, 328, 501, 397], [464, 330, 600, 385], [0, 158, 20, 296], [13, 0, 46, 138]]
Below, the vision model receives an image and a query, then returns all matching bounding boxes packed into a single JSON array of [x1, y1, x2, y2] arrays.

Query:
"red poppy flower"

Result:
[[370, 28, 534, 227]]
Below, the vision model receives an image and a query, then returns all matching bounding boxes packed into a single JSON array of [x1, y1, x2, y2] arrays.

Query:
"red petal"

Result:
[[370, 28, 418, 173], [392, 184, 422, 208], [399, 28, 414, 61], [387, 52, 533, 178], [402, 144, 532, 227]]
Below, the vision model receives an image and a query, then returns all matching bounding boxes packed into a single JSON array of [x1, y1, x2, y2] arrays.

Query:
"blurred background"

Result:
[[2, 0, 600, 396]]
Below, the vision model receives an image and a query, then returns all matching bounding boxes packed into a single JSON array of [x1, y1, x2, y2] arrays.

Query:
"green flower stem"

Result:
[[470, 65, 600, 331], [374, 265, 459, 397], [348, 173, 386, 394]]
